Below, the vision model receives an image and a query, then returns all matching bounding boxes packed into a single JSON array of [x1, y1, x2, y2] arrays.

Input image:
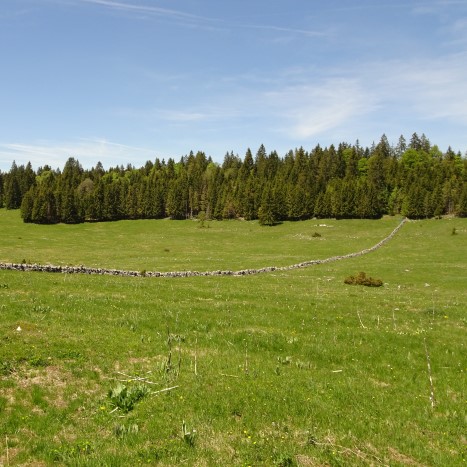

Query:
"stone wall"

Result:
[[0, 218, 407, 278]]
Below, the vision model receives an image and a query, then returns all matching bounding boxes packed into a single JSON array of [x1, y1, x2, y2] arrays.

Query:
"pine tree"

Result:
[[258, 183, 277, 226], [402, 184, 426, 219], [457, 184, 467, 217], [0, 171, 4, 207], [20, 188, 34, 222], [5, 161, 22, 209]]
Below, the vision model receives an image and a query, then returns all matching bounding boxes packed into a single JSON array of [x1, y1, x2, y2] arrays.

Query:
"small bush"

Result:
[[27, 355, 50, 367], [108, 383, 151, 413], [344, 271, 383, 287], [0, 360, 15, 376]]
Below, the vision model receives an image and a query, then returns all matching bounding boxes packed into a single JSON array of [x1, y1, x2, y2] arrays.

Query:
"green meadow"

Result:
[[0, 209, 465, 466]]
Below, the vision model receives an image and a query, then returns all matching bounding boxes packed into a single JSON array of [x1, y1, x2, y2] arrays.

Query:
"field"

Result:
[[0, 209, 466, 466]]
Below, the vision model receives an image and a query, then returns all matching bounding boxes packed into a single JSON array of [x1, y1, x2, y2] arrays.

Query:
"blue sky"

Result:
[[1, 0, 467, 170]]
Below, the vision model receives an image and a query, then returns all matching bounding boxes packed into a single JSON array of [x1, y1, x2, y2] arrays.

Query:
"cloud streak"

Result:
[[241, 24, 326, 38], [77, 0, 217, 24], [262, 79, 376, 139], [0, 139, 157, 170]]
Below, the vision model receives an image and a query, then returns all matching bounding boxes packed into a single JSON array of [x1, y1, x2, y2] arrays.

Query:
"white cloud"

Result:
[[365, 53, 467, 124], [0, 139, 157, 171], [78, 0, 211, 21], [262, 78, 377, 139], [241, 24, 326, 38]]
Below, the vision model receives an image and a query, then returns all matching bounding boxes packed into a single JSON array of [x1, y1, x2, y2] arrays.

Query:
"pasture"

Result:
[[0, 209, 465, 465]]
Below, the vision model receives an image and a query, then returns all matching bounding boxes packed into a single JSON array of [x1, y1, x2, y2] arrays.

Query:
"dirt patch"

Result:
[[369, 377, 391, 388], [13, 366, 73, 408], [388, 447, 424, 466], [296, 454, 328, 466]]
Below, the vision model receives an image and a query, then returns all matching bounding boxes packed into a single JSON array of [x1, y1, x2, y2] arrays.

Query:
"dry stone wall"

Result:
[[0, 218, 407, 278]]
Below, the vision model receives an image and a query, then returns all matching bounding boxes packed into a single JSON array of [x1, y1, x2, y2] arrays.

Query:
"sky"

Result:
[[1, 0, 467, 171]]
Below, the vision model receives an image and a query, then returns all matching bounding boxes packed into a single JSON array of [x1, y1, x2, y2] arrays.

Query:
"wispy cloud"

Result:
[[365, 53, 467, 125], [0, 8, 36, 20], [262, 79, 377, 139], [241, 24, 326, 38], [77, 0, 217, 25], [0, 139, 157, 170], [159, 110, 221, 123]]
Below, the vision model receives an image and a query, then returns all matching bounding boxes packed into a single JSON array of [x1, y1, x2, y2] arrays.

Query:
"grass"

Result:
[[1, 209, 400, 271], [0, 209, 466, 465]]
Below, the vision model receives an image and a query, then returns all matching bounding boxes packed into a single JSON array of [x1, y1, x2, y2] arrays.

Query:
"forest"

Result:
[[0, 133, 466, 225]]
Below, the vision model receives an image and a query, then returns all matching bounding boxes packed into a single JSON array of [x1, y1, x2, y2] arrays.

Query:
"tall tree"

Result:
[[458, 184, 467, 217], [5, 161, 22, 209]]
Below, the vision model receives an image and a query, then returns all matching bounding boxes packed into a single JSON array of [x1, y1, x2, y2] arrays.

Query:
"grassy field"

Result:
[[0, 209, 465, 466]]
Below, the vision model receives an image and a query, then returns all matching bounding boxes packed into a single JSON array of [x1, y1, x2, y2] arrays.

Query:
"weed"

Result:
[[182, 420, 196, 447], [49, 441, 93, 462], [26, 355, 49, 367], [277, 356, 292, 365], [114, 422, 139, 438], [0, 360, 15, 375], [160, 329, 183, 381], [32, 304, 51, 314], [108, 383, 151, 413], [57, 349, 82, 360], [275, 454, 296, 466]]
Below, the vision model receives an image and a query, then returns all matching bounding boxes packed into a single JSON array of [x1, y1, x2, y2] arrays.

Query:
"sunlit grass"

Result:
[[0, 209, 401, 271], [0, 209, 465, 465]]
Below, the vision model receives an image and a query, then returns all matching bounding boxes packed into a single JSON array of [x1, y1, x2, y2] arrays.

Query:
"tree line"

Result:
[[0, 133, 466, 225]]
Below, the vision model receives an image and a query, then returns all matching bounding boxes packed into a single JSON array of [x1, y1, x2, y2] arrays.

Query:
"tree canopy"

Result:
[[0, 133, 464, 224]]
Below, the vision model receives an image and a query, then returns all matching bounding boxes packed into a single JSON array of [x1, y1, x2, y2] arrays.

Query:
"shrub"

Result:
[[344, 271, 383, 287], [108, 383, 151, 413], [0, 360, 15, 376]]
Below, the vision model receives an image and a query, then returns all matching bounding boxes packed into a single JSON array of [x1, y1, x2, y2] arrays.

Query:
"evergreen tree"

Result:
[[5, 161, 22, 209], [5, 131, 465, 225], [31, 170, 58, 223], [0, 171, 4, 207], [77, 178, 95, 220], [402, 183, 426, 219], [395, 135, 407, 158], [258, 183, 277, 226], [409, 132, 422, 151], [458, 184, 467, 217], [20, 188, 34, 222], [166, 175, 188, 219], [58, 157, 84, 223]]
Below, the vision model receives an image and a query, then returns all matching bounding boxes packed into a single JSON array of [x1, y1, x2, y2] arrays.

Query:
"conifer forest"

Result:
[[1, 133, 466, 225]]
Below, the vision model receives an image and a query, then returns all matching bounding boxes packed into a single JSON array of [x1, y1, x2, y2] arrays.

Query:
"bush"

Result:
[[344, 271, 383, 287], [108, 383, 151, 413]]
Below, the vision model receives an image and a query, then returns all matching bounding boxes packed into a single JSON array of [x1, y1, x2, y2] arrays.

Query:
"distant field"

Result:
[[0, 209, 465, 466], [0, 209, 402, 271]]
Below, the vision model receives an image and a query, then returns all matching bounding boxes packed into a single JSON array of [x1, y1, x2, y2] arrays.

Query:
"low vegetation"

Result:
[[344, 271, 383, 287], [0, 210, 466, 465]]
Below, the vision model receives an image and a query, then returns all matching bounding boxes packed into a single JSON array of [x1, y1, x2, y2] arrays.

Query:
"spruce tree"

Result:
[[458, 184, 467, 217], [258, 184, 277, 226], [20, 188, 34, 222]]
